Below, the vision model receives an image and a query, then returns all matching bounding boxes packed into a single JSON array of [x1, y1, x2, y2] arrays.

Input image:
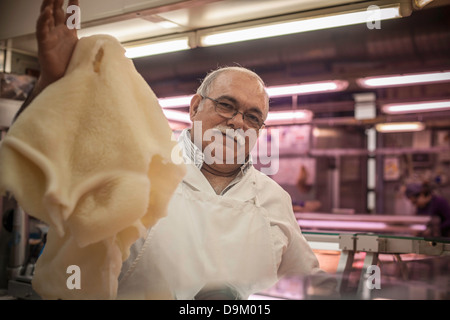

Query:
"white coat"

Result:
[[117, 161, 323, 299]]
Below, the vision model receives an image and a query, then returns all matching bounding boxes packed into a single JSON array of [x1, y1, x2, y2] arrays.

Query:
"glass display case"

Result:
[[254, 231, 450, 300]]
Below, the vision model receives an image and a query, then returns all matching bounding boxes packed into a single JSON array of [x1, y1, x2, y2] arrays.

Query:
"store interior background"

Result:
[[1, 0, 450, 299]]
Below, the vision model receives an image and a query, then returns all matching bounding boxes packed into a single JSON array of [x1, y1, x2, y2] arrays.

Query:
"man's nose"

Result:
[[227, 111, 245, 129]]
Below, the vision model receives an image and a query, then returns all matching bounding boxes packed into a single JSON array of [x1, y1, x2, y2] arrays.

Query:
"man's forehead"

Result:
[[210, 71, 269, 113], [213, 70, 264, 87]]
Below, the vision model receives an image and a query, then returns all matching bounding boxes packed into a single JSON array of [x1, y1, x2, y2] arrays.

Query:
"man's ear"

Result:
[[189, 94, 203, 121]]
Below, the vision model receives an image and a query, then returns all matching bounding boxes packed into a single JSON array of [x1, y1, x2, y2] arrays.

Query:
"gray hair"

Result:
[[196, 66, 270, 113]]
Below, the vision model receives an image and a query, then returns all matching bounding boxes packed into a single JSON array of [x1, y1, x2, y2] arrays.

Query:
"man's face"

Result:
[[189, 71, 268, 166], [409, 194, 430, 208]]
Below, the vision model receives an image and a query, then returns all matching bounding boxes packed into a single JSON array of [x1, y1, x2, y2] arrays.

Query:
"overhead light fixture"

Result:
[[200, 6, 401, 46], [267, 80, 348, 98], [162, 109, 191, 123], [158, 81, 348, 108], [265, 110, 313, 126], [358, 71, 450, 88], [124, 38, 190, 58], [159, 101, 314, 126], [159, 95, 194, 108], [160, 108, 314, 126], [382, 100, 450, 114], [375, 122, 425, 133]]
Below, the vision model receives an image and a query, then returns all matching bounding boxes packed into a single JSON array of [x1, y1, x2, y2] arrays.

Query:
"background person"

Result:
[[293, 164, 321, 213], [405, 182, 450, 237]]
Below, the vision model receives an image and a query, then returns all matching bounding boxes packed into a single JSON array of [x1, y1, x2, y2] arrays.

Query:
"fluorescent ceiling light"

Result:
[[162, 109, 191, 123], [382, 100, 450, 114], [201, 6, 400, 46], [159, 104, 314, 126], [124, 38, 190, 58], [159, 95, 194, 108], [358, 71, 450, 88], [156, 21, 180, 29], [160, 108, 314, 125], [313, 127, 339, 138], [158, 81, 347, 108], [375, 122, 425, 133], [267, 80, 348, 97], [265, 110, 313, 125]]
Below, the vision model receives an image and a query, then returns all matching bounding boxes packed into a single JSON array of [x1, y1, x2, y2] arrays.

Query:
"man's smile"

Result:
[[212, 126, 246, 146]]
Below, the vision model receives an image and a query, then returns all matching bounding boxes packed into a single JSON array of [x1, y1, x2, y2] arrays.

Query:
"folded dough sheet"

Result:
[[0, 35, 185, 299]]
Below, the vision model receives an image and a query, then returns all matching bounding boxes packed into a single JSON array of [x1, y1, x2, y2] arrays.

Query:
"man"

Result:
[[405, 183, 450, 238], [19, 0, 336, 299]]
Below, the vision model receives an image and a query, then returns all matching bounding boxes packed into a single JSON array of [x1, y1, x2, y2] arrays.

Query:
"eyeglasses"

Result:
[[202, 96, 265, 129]]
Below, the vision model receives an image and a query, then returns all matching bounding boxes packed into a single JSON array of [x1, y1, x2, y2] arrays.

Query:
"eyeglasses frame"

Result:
[[201, 95, 266, 129]]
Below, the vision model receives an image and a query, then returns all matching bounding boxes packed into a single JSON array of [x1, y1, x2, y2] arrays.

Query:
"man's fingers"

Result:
[[40, 0, 54, 13], [53, 0, 65, 26], [36, 6, 53, 40]]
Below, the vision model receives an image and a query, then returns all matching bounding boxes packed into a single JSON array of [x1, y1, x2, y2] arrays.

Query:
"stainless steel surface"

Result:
[[296, 212, 434, 235], [7, 279, 40, 300], [303, 231, 450, 299]]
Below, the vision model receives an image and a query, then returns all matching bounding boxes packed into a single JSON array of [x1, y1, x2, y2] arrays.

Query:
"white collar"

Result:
[[177, 129, 254, 195]]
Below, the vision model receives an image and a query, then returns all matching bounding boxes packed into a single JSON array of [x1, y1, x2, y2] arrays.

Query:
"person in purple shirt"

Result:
[[406, 183, 450, 238]]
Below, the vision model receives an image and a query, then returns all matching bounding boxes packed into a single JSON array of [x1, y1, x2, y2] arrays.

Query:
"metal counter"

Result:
[[303, 231, 450, 299], [296, 212, 436, 236]]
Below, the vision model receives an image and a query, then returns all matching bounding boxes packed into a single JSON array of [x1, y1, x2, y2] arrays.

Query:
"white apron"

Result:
[[117, 165, 279, 300]]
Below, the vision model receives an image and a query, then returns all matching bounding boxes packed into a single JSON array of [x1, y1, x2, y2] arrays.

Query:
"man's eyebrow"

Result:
[[247, 107, 264, 117], [216, 95, 264, 116], [216, 95, 238, 104]]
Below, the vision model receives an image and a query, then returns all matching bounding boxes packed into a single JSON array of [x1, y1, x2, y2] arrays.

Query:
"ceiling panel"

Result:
[[157, 0, 363, 30], [3, 0, 364, 54], [0, 0, 189, 39]]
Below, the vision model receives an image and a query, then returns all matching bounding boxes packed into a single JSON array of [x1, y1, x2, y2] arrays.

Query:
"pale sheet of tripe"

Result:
[[0, 35, 186, 299]]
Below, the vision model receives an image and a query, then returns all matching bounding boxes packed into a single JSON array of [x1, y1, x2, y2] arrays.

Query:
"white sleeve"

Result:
[[275, 191, 320, 277], [274, 191, 339, 295]]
